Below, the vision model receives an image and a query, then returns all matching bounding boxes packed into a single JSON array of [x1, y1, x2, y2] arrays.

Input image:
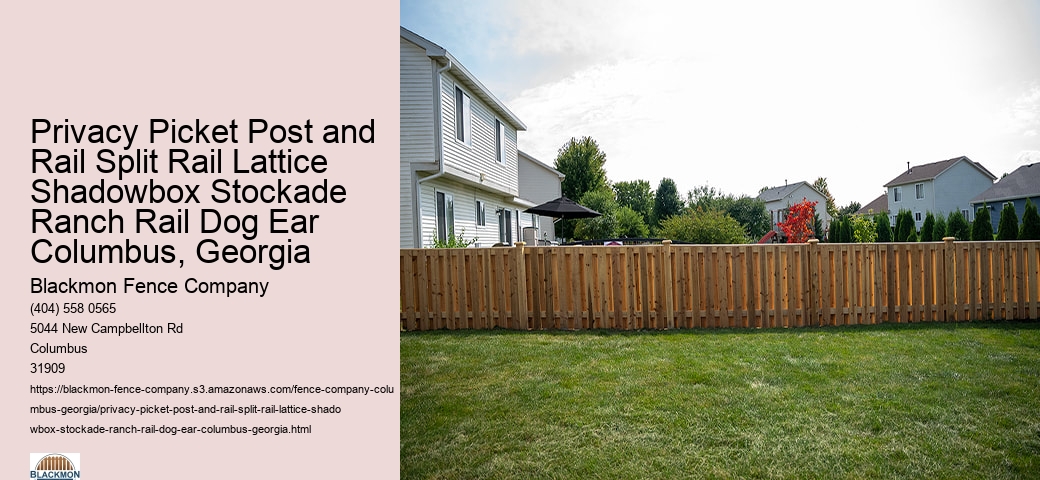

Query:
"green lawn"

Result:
[[401, 322, 1040, 479]]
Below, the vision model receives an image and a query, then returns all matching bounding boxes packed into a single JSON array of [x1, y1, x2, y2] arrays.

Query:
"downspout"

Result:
[[413, 58, 452, 248]]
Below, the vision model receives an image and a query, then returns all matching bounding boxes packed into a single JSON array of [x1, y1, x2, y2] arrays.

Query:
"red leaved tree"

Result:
[[777, 198, 818, 243]]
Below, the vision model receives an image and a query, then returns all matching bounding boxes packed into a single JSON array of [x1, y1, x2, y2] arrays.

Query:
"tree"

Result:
[[947, 211, 970, 240], [840, 216, 854, 243], [827, 217, 841, 243], [612, 180, 654, 225], [615, 206, 650, 238], [813, 212, 824, 240], [932, 214, 947, 240], [554, 136, 608, 201], [875, 213, 893, 242], [573, 188, 619, 240], [659, 210, 747, 244], [777, 198, 818, 243], [1021, 199, 1040, 240], [652, 178, 684, 229], [812, 177, 838, 218], [920, 212, 936, 242], [971, 206, 993, 241], [553, 136, 609, 239], [852, 216, 877, 243], [996, 203, 1019, 240], [724, 196, 770, 240], [895, 210, 916, 242], [838, 201, 862, 217]]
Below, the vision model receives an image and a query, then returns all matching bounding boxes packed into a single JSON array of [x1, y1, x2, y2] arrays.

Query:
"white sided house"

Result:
[[401, 27, 543, 248], [883, 156, 996, 229], [518, 150, 565, 243], [756, 181, 832, 241]]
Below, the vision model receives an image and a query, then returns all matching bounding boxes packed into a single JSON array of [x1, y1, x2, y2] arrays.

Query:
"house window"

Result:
[[498, 209, 512, 243], [476, 200, 485, 226], [515, 209, 521, 243], [495, 120, 505, 163], [454, 86, 471, 144], [893, 187, 902, 202], [962, 209, 971, 221], [436, 191, 454, 243], [915, 183, 924, 199], [915, 211, 922, 222]]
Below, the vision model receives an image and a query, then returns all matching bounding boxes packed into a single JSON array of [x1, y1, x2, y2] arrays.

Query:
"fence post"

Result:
[[807, 239, 819, 327], [942, 237, 955, 322], [662, 240, 674, 329], [511, 242, 528, 330]]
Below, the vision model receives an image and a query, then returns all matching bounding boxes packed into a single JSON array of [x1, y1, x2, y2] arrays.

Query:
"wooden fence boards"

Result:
[[400, 240, 1040, 330]]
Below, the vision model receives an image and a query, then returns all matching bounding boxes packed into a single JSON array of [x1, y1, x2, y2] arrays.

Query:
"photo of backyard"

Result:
[[400, 2, 1040, 478]]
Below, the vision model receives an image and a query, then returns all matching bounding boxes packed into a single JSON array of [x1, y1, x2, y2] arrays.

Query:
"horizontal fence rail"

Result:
[[400, 239, 1040, 331]]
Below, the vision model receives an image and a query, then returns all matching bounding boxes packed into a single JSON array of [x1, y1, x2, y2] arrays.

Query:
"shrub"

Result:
[[659, 210, 747, 244], [932, 214, 947, 240], [895, 210, 916, 242], [947, 211, 970, 240], [996, 203, 1019, 240], [920, 212, 935, 242], [875, 213, 893, 242], [1022, 199, 1040, 240], [971, 206, 993, 241], [777, 198, 818, 243], [615, 206, 650, 238], [432, 228, 478, 248], [851, 216, 877, 243]]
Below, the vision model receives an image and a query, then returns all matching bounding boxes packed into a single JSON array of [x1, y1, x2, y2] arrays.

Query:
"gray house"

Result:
[[400, 27, 549, 248], [518, 151, 565, 243], [883, 156, 996, 229], [756, 181, 832, 240], [969, 162, 1040, 234]]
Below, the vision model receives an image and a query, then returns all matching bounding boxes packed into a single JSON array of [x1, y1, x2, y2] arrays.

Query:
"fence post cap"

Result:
[[807, 239, 820, 245], [661, 239, 672, 246], [942, 237, 955, 243], [514, 241, 526, 247]]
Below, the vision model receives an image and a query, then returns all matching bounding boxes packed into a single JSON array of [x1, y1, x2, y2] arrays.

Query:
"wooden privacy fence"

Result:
[[400, 239, 1040, 331]]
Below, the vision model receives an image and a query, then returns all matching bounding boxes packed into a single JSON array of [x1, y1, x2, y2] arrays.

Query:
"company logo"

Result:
[[29, 453, 80, 479]]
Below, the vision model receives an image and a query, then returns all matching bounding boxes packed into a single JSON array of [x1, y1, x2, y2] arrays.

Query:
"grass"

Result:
[[401, 322, 1040, 479]]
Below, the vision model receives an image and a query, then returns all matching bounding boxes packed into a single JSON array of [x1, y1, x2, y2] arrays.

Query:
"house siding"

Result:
[[762, 184, 831, 237], [419, 177, 533, 248], [400, 37, 437, 248], [933, 160, 993, 223], [518, 152, 563, 242], [440, 74, 518, 196], [887, 180, 935, 228], [971, 196, 1040, 234]]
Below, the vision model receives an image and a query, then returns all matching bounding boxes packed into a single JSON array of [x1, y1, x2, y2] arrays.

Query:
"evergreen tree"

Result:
[[840, 216, 854, 243], [652, 178, 684, 229], [895, 210, 915, 242], [875, 212, 893, 242], [971, 205, 993, 241], [906, 228, 918, 242], [920, 212, 935, 242], [996, 203, 1019, 240], [932, 214, 948, 240], [947, 211, 970, 240], [1021, 199, 1040, 240], [828, 217, 841, 243]]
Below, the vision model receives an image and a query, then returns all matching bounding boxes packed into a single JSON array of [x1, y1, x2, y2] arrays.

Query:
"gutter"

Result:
[[413, 58, 452, 248]]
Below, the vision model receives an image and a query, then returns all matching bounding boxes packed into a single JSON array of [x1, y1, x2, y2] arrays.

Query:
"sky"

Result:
[[402, 0, 1040, 209]]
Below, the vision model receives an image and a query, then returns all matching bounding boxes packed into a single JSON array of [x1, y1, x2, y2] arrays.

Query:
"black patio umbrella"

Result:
[[524, 196, 601, 219]]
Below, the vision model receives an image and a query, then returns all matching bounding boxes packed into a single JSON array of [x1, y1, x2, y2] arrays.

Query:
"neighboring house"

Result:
[[518, 150, 565, 244], [756, 181, 832, 240], [883, 156, 996, 229], [855, 193, 888, 216], [969, 162, 1040, 234], [400, 27, 547, 248]]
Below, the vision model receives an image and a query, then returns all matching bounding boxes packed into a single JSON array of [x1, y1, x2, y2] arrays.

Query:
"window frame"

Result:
[[436, 191, 455, 243], [915, 183, 924, 200], [893, 187, 902, 203], [475, 200, 485, 226], [454, 85, 471, 145]]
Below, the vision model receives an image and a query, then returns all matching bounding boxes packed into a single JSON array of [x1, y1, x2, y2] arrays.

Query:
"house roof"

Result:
[[883, 156, 996, 187], [519, 150, 565, 178], [401, 27, 527, 131], [856, 193, 888, 215], [756, 181, 823, 204], [970, 162, 1040, 204]]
